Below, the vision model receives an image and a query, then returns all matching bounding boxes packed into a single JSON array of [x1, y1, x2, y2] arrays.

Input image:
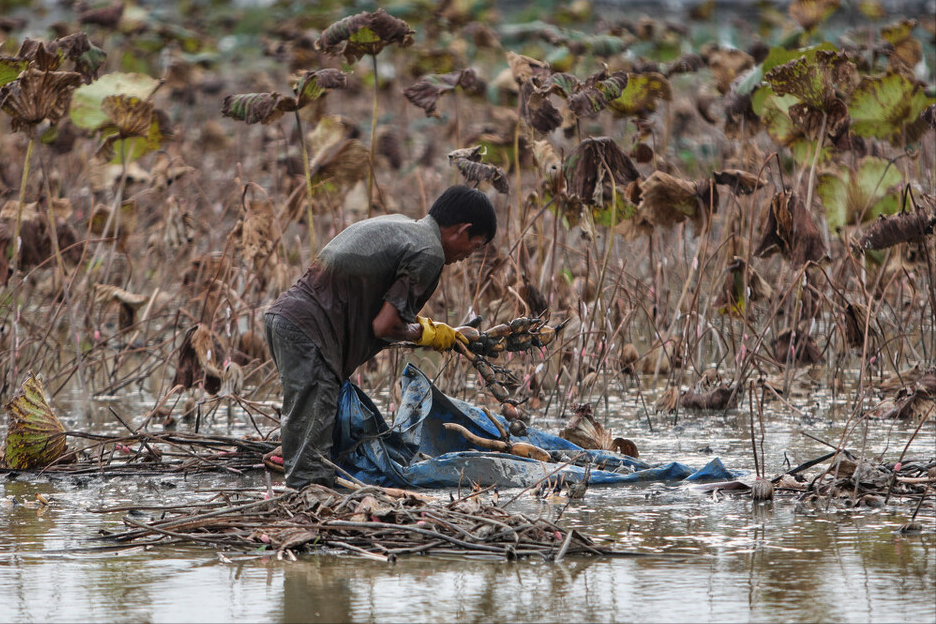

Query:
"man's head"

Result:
[[429, 185, 497, 264]]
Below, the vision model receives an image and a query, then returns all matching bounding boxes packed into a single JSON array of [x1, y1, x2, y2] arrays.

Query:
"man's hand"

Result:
[[415, 316, 469, 352]]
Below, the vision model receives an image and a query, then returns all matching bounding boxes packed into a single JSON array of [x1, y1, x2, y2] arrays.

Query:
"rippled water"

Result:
[[1, 380, 933, 623]]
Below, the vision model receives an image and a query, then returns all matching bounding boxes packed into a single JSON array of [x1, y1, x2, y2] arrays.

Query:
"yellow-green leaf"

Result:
[[3, 372, 67, 469]]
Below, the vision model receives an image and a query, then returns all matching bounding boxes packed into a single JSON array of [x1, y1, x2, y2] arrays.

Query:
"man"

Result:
[[264, 185, 497, 490]]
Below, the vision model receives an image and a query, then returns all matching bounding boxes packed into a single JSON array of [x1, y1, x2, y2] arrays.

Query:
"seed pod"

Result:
[[508, 419, 527, 437], [612, 437, 639, 458], [488, 381, 510, 402], [485, 323, 512, 338], [535, 325, 556, 346], [506, 333, 533, 352], [501, 402, 520, 421], [485, 338, 506, 356], [751, 479, 774, 501], [456, 326, 481, 342], [473, 359, 496, 384], [509, 317, 535, 333]]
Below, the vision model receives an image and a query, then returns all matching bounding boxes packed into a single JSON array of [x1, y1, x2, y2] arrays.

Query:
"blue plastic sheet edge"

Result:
[[332, 363, 742, 489]]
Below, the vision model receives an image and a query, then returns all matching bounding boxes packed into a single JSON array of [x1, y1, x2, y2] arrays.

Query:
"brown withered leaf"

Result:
[[506, 51, 551, 84], [375, 126, 404, 170], [704, 47, 754, 95], [228, 195, 278, 272], [882, 19, 923, 70], [843, 301, 878, 350], [15, 39, 62, 71], [172, 324, 224, 395], [789, 0, 841, 31], [922, 103, 936, 129], [449, 147, 509, 194], [93, 284, 149, 331], [102, 94, 153, 137], [89, 200, 136, 247], [878, 363, 924, 394], [755, 190, 827, 265], [563, 137, 640, 205], [635, 171, 708, 230], [18, 33, 94, 68], [292, 68, 348, 109], [233, 329, 270, 366], [78, 2, 125, 29], [559, 403, 614, 450], [1, 206, 82, 271], [315, 8, 415, 64], [519, 78, 562, 133], [772, 327, 825, 366], [714, 256, 773, 316], [631, 143, 654, 164], [182, 253, 233, 295], [713, 169, 769, 195], [221, 92, 297, 125], [309, 138, 370, 190], [150, 152, 195, 192], [549, 70, 628, 120], [680, 385, 739, 410], [403, 68, 483, 117], [856, 208, 935, 251], [665, 53, 705, 77], [0, 66, 83, 132], [655, 385, 680, 412], [532, 140, 563, 195]]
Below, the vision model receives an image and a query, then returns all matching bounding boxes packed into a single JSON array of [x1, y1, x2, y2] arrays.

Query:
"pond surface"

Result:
[[1, 385, 934, 623]]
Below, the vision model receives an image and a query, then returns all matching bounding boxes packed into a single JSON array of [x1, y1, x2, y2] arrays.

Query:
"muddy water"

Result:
[[1, 387, 934, 623]]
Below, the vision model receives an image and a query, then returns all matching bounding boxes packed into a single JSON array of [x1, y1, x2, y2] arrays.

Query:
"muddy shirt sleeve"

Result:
[[384, 247, 443, 323]]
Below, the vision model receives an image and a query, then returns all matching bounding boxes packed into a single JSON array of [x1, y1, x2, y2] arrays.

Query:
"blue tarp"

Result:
[[333, 364, 742, 489]]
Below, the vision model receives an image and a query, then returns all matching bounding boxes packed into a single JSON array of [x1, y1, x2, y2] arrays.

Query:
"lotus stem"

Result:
[[9, 135, 35, 386], [804, 111, 828, 250], [293, 109, 316, 254], [367, 53, 379, 218]]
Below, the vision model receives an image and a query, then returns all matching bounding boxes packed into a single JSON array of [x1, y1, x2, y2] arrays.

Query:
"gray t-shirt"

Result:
[[267, 214, 445, 379]]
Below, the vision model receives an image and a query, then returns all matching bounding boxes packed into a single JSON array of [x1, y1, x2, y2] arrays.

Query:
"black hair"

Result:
[[428, 185, 497, 243]]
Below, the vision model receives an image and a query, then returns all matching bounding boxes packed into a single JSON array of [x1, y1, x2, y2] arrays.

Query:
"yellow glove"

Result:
[[415, 316, 469, 352]]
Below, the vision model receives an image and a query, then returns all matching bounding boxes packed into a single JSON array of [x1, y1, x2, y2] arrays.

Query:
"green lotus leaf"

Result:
[[545, 46, 574, 73], [848, 72, 934, 145], [761, 42, 837, 73], [881, 18, 915, 45], [759, 92, 801, 145], [758, 91, 833, 164], [818, 156, 904, 230], [764, 50, 855, 110], [592, 192, 636, 227], [751, 84, 775, 117], [0, 57, 29, 87], [607, 72, 671, 117], [70, 72, 159, 130], [100, 109, 172, 163], [735, 66, 764, 97], [316, 9, 415, 64], [549, 73, 580, 98], [587, 35, 627, 57], [790, 139, 833, 165], [293, 68, 347, 109]]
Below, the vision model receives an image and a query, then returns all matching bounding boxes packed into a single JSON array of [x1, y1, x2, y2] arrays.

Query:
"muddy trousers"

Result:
[[264, 313, 341, 490]]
